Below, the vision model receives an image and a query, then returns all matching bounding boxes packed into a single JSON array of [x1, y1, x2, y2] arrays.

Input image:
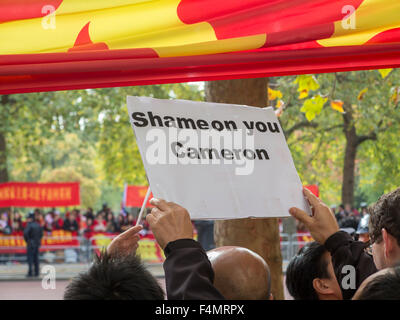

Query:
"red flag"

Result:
[[124, 185, 153, 208]]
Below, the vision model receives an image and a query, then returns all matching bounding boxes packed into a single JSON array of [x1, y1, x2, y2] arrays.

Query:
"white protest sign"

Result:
[[127, 96, 310, 219]]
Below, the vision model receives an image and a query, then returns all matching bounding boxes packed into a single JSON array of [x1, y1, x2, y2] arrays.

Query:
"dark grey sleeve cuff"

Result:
[[164, 238, 203, 257]]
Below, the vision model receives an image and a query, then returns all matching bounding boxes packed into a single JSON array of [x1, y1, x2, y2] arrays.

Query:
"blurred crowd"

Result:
[[0, 200, 372, 246], [295, 201, 371, 243], [0, 203, 148, 237], [331, 202, 370, 242]]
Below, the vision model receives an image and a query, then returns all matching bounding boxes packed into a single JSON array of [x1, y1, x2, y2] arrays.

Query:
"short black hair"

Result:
[[369, 187, 400, 245], [64, 252, 164, 300], [357, 266, 400, 300], [286, 242, 330, 300]]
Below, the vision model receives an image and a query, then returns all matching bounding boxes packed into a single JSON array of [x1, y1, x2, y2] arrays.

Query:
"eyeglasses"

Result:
[[363, 240, 373, 255]]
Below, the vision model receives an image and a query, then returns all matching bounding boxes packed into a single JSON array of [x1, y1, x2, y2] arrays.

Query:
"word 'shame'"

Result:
[[131, 111, 281, 133]]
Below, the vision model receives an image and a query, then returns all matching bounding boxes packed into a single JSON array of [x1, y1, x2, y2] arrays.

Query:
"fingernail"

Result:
[[150, 198, 159, 204]]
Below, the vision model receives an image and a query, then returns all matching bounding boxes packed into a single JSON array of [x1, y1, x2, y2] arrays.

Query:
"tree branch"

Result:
[[284, 121, 318, 138], [356, 132, 377, 146]]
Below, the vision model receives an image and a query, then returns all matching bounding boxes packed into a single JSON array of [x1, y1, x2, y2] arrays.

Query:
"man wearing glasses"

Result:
[[289, 187, 400, 300]]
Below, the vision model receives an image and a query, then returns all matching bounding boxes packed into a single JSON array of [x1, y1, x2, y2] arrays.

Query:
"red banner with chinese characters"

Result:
[[0, 230, 80, 254], [0, 182, 80, 208], [124, 185, 153, 208]]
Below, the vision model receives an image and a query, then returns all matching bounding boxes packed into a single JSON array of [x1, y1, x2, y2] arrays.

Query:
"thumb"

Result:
[[289, 207, 313, 226], [128, 225, 143, 234]]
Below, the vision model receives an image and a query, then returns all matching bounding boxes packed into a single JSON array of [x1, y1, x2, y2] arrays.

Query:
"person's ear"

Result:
[[312, 278, 335, 296], [382, 228, 395, 259]]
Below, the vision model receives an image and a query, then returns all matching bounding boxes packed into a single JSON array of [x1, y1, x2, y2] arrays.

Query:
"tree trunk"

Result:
[[0, 95, 9, 183], [342, 132, 357, 207], [341, 102, 357, 207], [0, 131, 8, 183], [205, 78, 284, 300]]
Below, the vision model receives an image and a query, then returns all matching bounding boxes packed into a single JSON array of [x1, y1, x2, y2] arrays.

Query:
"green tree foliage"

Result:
[[2, 73, 398, 210], [1, 83, 203, 211], [40, 167, 100, 209], [93, 84, 203, 186], [271, 70, 400, 206]]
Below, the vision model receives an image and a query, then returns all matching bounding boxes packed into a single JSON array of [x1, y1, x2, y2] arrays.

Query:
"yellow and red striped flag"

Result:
[[1, 0, 400, 94]]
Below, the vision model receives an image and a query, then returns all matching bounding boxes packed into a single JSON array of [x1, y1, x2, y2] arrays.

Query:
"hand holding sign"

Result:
[[107, 225, 143, 258], [289, 188, 339, 244], [146, 198, 193, 249]]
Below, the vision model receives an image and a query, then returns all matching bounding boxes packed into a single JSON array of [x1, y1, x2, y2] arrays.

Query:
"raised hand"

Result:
[[289, 187, 339, 244], [146, 198, 193, 249], [107, 225, 143, 257]]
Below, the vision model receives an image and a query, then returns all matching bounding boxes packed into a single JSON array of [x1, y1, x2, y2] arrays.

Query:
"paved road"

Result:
[[0, 262, 166, 300], [1, 279, 292, 300], [0, 262, 165, 280], [0, 280, 70, 300], [1, 280, 292, 300], [0, 263, 292, 300]]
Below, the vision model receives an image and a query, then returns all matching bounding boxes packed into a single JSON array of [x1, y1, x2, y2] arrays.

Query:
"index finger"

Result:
[[118, 225, 143, 239], [303, 187, 322, 208]]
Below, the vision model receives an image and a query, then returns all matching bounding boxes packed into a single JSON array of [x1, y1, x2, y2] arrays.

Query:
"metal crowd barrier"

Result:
[[0, 232, 313, 264], [0, 235, 86, 264], [86, 234, 116, 262], [280, 232, 313, 263]]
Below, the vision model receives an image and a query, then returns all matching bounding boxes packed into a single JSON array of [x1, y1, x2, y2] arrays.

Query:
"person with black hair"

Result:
[[64, 225, 165, 300], [353, 265, 400, 300], [63, 211, 79, 232], [64, 252, 164, 300], [335, 204, 346, 224], [286, 242, 342, 300], [24, 212, 43, 277]]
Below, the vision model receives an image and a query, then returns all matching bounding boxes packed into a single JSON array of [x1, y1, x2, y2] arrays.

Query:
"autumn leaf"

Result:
[[298, 90, 309, 99], [358, 88, 368, 100], [276, 99, 284, 108], [390, 86, 400, 105], [378, 68, 393, 79], [300, 94, 328, 121], [330, 100, 344, 113], [268, 87, 282, 101], [275, 99, 284, 117], [294, 75, 320, 100]]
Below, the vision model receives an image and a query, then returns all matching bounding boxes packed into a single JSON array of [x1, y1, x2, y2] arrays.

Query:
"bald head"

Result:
[[207, 246, 271, 300]]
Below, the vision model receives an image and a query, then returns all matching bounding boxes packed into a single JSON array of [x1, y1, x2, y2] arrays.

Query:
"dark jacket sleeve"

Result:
[[324, 231, 378, 300], [38, 225, 43, 244], [23, 224, 30, 243], [163, 239, 225, 300]]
